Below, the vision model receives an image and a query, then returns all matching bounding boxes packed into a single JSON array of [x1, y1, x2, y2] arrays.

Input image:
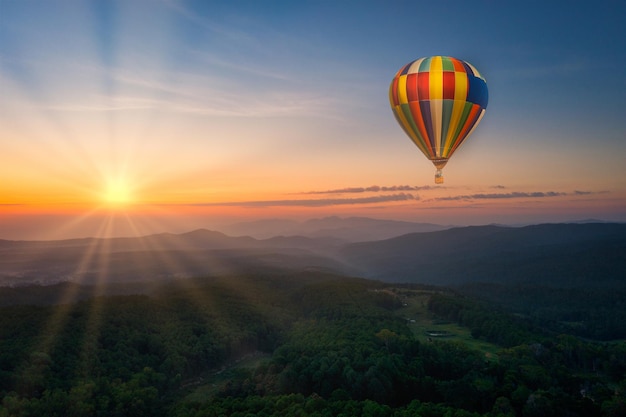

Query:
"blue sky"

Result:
[[1, 0, 626, 238]]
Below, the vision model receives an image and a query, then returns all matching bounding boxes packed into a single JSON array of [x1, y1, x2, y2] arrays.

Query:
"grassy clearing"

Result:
[[394, 289, 501, 361], [184, 352, 271, 401]]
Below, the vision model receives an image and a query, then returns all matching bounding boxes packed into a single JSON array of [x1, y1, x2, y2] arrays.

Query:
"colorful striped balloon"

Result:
[[389, 56, 488, 183]]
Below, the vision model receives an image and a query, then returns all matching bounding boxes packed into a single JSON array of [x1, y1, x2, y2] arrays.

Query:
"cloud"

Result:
[[47, 96, 161, 112], [428, 190, 607, 202], [431, 191, 567, 202], [185, 193, 417, 208], [302, 185, 433, 195], [187, 187, 604, 208], [44, 90, 339, 119], [41, 67, 342, 119]]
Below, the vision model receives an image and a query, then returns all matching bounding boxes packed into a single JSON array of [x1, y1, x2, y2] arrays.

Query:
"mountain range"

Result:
[[1, 217, 624, 291], [219, 216, 447, 240], [340, 222, 626, 287]]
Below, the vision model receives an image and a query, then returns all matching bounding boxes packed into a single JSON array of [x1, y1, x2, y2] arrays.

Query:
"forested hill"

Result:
[[1, 270, 625, 416], [340, 222, 626, 287]]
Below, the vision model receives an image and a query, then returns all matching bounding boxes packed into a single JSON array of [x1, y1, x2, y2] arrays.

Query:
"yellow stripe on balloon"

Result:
[[431, 56, 443, 73], [397, 75, 408, 104], [454, 71, 468, 101], [429, 69, 443, 100]]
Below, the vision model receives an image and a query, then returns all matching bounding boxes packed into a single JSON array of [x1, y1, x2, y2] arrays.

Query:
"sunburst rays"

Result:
[[10, 204, 249, 391]]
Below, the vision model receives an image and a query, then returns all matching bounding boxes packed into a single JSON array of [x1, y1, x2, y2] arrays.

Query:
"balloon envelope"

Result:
[[389, 56, 488, 183]]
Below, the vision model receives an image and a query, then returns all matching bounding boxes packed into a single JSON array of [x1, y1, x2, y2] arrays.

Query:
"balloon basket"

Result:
[[435, 169, 444, 184]]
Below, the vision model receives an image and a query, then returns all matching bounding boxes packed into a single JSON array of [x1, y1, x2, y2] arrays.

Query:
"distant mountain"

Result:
[[0, 229, 254, 251], [0, 229, 352, 286], [0, 228, 341, 252], [4, 221, 625, 290], [340, 223, 626, 287], [218, 218, 302, 239], [221, 216, 448, 241]]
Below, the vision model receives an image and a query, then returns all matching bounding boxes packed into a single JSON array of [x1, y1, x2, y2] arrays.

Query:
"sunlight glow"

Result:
[[101, 179, 135, 208]]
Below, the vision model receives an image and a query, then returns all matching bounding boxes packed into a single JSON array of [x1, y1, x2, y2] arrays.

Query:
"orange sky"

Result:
[[1, 1, 625, 240]]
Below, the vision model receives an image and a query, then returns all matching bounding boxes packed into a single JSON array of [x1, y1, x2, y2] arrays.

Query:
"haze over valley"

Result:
[[2, 217, 625, 341], [2, 217, 623, 288]]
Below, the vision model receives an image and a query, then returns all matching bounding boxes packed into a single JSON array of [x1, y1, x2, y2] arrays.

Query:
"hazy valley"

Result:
[[2, 217, 624, 290]]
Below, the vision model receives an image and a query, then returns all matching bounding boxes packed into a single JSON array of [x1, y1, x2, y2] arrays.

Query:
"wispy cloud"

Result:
[[37, 63, 343, 119], [47, 96, 161, 113], [428, 190, 602, 202], [182, 193, 417, 208], [46, 89, 339, 119], [301, 185, 434, 195], [2, 1, 352, 122], [191, 50, 294, 82], [163, 0, 257, 45], [173, 188, 606, 208]]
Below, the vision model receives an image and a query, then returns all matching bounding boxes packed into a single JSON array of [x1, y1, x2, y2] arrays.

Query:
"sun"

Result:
[[101, 179, 135, 208]]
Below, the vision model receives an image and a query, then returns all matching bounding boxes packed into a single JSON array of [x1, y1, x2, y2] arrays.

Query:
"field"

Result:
[[184, 352, 272, 401], [394, 289, 501, 360]]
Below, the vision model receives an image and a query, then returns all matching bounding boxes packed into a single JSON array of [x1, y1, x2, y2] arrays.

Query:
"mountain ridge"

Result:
[[220, 215, 449, 241], [1, 219, 625, 290], [340, 222, 626, 286]]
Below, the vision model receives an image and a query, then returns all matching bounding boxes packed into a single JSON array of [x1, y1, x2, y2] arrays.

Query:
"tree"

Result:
[[375, 329, 398, 352]]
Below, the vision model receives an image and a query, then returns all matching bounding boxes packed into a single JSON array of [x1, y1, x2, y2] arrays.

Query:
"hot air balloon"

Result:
[[389, 56, 488, 183]]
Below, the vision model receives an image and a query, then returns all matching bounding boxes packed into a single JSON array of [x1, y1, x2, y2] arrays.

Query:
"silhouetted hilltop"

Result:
[[221, 216, 448, 241], [340, 222, 626, 287]]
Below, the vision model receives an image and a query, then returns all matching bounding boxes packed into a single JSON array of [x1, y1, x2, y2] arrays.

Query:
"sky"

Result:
[[1, 0, 625, 240]]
